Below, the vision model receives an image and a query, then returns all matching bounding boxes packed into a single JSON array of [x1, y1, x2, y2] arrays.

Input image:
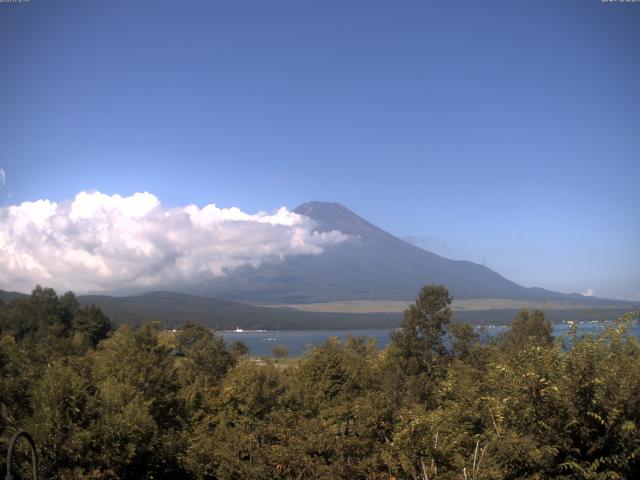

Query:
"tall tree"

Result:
[[389, 284, 452, 402], [72, 305, 113, 348], [498, 309, 553, 352]]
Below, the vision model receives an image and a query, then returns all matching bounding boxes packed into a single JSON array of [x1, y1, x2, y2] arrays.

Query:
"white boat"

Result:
[[235, 326, 244, 333]]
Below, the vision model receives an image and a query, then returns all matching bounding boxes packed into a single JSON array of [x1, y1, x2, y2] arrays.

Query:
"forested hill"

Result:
[[1, 289, 400, 329], [78, 291, 401, 330], [1, 288, 634, 330], [0, 289, 27, 303]]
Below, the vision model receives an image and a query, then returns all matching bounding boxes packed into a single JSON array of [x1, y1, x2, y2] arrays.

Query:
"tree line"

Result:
[[0, 284, 639, 479]]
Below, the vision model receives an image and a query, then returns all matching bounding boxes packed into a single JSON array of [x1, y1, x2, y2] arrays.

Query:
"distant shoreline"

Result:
[[261, 298, 638, 314], [218, 321, 640, 358]]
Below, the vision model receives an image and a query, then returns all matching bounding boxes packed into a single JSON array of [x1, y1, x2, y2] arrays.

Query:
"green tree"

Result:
[[449, 322, 480, 360], [91, 322, 185, 478], [183, 360, 284, 479], [389, 284, 453, 403], [0, 335, 39, 446], [72, 305, 113, 347], [175, 322, 235, 412], [0, 286, 73, 341], [229, 340, 249, 359], [272, 345, 288, 361], [27, 358, 97, 479], [498, 308, 553, 352], [0, 287, 112, 353]]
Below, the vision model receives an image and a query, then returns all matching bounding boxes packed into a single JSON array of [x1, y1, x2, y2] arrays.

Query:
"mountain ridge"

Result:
[[188, 201, 608, 303], [1, 289, 635, 331], [1, 202, 632, 308]]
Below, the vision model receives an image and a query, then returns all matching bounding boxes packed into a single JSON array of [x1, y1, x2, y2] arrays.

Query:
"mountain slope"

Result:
[[191, 202, 596, 303], [0, 289, 28, 303], [0, 288, 398, 329]]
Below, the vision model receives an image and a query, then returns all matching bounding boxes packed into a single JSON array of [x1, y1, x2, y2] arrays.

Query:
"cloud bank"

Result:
[[581, 288, 594, 297], [0, 191, 349, 293]]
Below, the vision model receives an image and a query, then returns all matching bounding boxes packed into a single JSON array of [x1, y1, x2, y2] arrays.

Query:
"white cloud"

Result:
[[0, 191, 350, 293], [581, 288, 595, 297], [0, 169, 5, 189]]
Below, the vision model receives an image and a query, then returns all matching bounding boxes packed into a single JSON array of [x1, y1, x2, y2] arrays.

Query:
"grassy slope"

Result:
[[263, 298, 638, 313]]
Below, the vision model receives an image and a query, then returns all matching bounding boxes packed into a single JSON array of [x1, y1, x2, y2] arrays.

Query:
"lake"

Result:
[[219, 321, 640, 357]]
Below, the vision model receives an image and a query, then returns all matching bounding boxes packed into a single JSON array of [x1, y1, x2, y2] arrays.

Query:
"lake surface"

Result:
[[219, 321, 640, 357]]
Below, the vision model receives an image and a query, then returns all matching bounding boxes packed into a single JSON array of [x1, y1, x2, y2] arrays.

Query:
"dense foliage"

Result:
[[1, 285, 639, 479]]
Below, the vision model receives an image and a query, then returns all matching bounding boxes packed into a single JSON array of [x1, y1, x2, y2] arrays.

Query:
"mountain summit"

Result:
[[294, 201, 394, 239], [190, 201, 586, 303]]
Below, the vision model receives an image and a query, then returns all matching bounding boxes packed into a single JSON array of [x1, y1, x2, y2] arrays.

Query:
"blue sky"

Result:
[[1, 0, 639, 299]]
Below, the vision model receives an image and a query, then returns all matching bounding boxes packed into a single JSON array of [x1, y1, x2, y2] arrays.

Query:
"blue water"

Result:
[[219, 322, 640, 357]]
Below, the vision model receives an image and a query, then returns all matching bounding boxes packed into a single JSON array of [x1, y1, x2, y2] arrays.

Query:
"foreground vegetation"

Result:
[[1, 285, 639, 479]]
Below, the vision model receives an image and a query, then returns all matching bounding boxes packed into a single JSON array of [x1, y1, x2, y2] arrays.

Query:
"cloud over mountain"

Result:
[[0, 191, 349, 293]]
